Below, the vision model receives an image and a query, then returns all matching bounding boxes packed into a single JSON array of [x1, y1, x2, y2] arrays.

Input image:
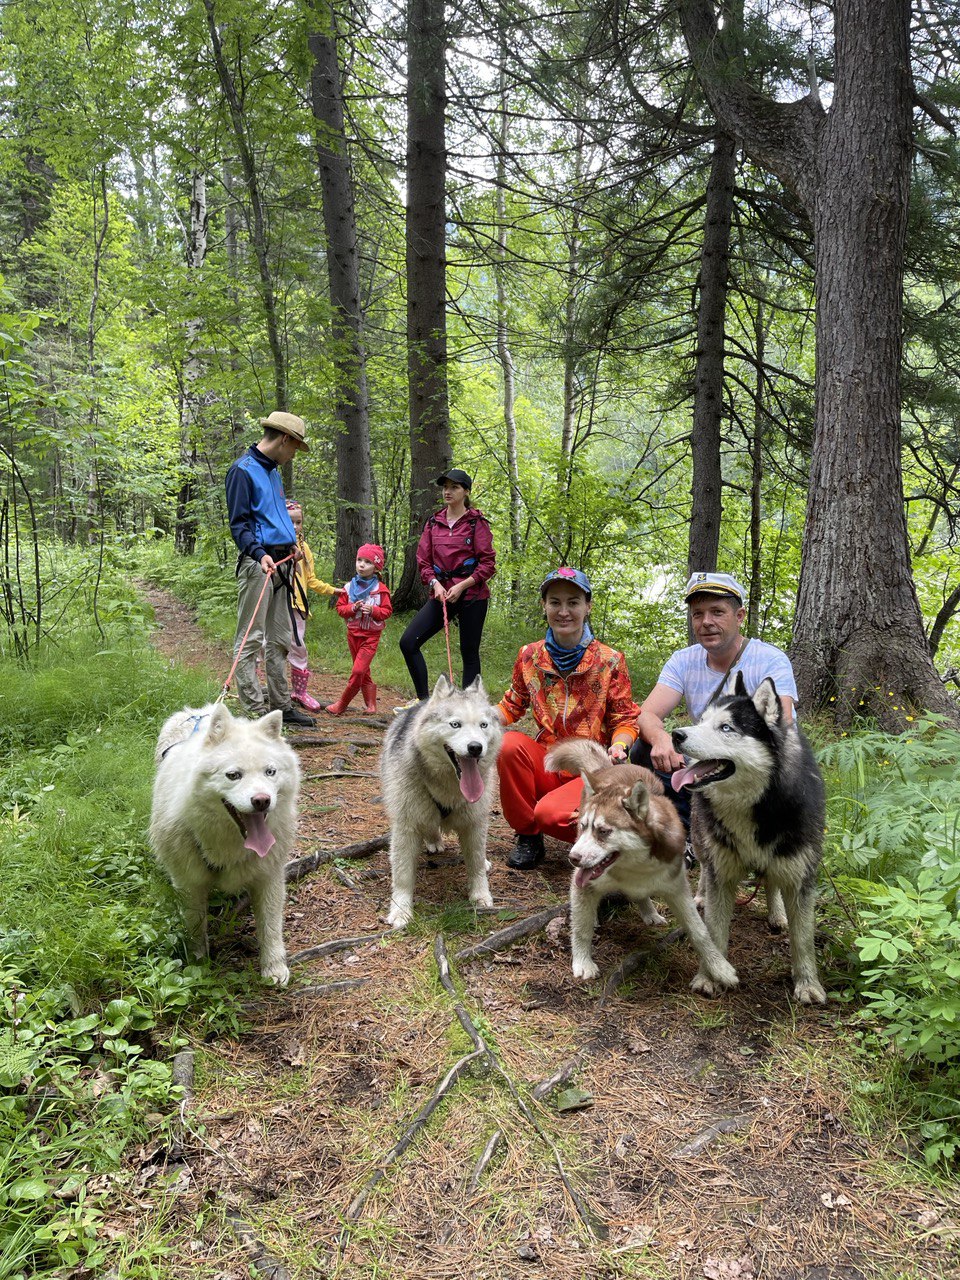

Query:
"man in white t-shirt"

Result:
[[630, 572, 797, 827]]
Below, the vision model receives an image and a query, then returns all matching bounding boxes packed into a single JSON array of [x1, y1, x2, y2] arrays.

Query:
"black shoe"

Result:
[[281, 706, 316, 728], [507, 832, 545, 870]]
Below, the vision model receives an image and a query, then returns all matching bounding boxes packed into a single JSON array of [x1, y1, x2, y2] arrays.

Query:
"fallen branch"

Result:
[[226, 1210, 294, 1280], [289, 932, 391, 965], [531, 1054, 587, 1103], [454, 905, 567, 962], [285, 835, 388, 883], [344, 1047, 486, 1225], [434, 935, 607, 1239], [287, 735, 381, 749]]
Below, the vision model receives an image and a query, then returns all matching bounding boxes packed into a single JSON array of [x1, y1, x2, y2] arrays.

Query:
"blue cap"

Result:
[[540, 567, 592, 599]]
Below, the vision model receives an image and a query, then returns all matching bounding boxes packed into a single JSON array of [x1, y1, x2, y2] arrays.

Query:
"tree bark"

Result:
[[687, 131, 736, 579], [393, 0, 450, 608], [679, 0, 958, 726], [175, 169, 207, 556], [203, 0, 287, 417], [308, 0, 373, 580]]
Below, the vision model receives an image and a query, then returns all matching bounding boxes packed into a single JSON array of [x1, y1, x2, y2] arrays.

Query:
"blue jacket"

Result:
[[225, 447, 297, 563]]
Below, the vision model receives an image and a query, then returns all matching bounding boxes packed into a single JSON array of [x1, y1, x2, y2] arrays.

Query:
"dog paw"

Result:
[[639, 903, 667, 927], [470, 891, 494, 909], [691, 972, 718, 997], [711, 959, 739, 989], [262, 961, 290, 987], [794, 978, 827, 1005], [572, 959, 600, 980], [386, 904, 412, 929]]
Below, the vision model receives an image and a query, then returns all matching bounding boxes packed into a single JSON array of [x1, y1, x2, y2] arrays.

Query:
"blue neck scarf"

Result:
[[545, 621, 594, 674], [347, 574, 379, 604]]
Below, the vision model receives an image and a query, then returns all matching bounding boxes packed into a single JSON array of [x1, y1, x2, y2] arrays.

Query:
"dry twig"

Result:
[[285, 836, 388, 883], [454, 905, 567, 962]]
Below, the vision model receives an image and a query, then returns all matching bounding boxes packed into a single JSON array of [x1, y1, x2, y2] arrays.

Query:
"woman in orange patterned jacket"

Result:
[[495, 567, 640, 870]]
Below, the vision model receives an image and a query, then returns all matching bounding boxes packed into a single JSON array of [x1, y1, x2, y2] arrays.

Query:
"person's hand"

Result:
[[431, 579, 447, 601], [607, 742, 628, 764], [445, 580, 467, 604], [650, 732, 685, 774], [292, 546, 304, 563], [361, 599, 374, 615], [260, 554, 277, 575]]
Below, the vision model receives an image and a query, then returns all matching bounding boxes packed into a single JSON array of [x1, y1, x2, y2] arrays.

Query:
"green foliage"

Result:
[[818, 717, 960, 1165]]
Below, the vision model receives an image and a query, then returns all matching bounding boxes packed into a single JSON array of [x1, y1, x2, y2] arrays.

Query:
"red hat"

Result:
[[357, 543, 385, 570]]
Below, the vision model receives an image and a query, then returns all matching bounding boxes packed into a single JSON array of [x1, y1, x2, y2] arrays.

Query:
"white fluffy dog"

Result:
[[150, 703, 300, 985], [380, 676, 503, 928]]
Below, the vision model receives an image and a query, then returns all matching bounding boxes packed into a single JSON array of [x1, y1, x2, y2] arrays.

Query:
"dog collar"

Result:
[[159, 713, 210, 761]]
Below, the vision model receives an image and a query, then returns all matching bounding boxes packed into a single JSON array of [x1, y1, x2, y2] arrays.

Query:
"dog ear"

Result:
[[431, 674, 455, 699], [752, 677, 781, 727], [623, 779, 650, 822], [256, 709, 284, 740], [204, 702, 233, 746], [582, 771, 597, 797], [734, 670, 748, 697]]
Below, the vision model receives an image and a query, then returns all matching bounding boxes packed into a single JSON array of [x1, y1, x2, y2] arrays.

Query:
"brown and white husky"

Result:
[[545, 740, 738, 990]]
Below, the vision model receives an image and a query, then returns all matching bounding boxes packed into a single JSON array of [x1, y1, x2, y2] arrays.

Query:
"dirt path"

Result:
[[132, 588, 960, 1280]]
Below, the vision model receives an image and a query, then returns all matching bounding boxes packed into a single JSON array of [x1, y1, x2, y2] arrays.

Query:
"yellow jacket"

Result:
[[293, 536, 335, 613]]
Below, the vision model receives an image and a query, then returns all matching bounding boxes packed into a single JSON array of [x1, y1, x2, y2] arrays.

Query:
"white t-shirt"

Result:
[[657, 638, 798, 723]]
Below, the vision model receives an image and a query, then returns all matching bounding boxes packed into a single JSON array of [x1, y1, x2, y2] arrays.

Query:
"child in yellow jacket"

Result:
[[286, 500, 335, 711]]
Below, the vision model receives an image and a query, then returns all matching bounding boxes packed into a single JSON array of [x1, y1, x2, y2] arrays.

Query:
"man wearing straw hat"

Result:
[[224, 411, 316, 728]]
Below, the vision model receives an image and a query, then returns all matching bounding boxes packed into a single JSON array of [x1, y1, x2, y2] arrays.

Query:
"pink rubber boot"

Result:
[[290, 666, 322, 712]]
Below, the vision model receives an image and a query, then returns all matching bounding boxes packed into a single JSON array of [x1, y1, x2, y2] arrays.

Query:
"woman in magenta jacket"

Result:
[[398, 469, 496, 703]]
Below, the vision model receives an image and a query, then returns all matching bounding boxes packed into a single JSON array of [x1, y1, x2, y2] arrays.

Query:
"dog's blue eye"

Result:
[[226, 769, 242, 780], [479, 721, 488, 729], [720, 724, 734, 734], [450, 720, 461, 728], [265, 767, 276, 776]]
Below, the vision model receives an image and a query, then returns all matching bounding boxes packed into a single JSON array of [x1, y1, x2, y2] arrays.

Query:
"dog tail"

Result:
[[545, 739, 609, 777]]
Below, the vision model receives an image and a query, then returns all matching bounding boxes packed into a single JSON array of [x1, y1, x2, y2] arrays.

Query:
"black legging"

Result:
[[399, 597, 489, 698]]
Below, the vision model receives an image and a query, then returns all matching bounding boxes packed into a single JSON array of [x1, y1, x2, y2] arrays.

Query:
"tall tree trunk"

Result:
[[687, 131, 736, 577], [747, 296, 766, 636], [308, 0, 373, 581], [393, 0, 450, 609], [679, 0, 957, 727], [203, 0, 287, 420], [176, 169, 207, 556], [494, 57, 521, 604]]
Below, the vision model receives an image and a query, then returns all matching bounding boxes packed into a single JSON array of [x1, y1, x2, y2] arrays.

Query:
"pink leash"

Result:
[[441, 595, 455, 685], [217, 553, 296, 703]]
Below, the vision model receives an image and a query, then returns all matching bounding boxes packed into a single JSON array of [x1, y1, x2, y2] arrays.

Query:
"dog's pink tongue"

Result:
[[459, 756, 485, 803], [574, 865, 605, 890], [243, 812, 276, 858]]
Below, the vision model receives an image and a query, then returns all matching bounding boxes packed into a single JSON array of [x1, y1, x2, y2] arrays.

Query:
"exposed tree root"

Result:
[[599, 926, 685, 1006], [434, 935, 607, 1239], [304, 770, 379, 780], [289, 932, 392, 965], [286, 735, 382, 749], [291, 978, 370, 999], [225, 1210, 293, 1280], [454, 904, 567, 962], [668, 1114, 752, 1159], [285, 835, 388, 883], [343, 1047, 487, 1227]]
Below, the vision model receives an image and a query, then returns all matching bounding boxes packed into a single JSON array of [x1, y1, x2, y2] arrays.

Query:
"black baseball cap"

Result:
[[435, 469, 472, 489]]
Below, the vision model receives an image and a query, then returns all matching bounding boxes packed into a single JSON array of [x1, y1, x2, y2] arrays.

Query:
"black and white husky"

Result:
[[380, 676, 503, 928], [671, 674, 827, 1004]]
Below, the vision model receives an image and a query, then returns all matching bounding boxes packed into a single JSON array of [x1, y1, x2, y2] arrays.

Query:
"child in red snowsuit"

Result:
[[324, 544, 392, 715]]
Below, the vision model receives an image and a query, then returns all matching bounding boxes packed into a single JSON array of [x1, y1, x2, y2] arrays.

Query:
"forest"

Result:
[[3, 0, 960, 1277]]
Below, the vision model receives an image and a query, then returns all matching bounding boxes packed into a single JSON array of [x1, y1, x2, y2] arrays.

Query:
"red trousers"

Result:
[[347, 628, 381, 678], [496, 731, 584, 844]]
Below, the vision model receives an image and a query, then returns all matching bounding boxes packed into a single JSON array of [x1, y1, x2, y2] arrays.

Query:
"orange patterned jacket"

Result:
[[497, 638, 640, 747]]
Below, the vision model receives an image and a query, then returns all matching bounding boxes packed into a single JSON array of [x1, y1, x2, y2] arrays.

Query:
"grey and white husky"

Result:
[[380, 676, 503, 928], [150, 703, 300, 985], [671, 674, 827, 1004]]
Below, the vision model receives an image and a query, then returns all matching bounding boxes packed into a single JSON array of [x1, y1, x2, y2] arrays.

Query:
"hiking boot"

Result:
[[507, 832, 545, 870], [281, 706, 316, 728]]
